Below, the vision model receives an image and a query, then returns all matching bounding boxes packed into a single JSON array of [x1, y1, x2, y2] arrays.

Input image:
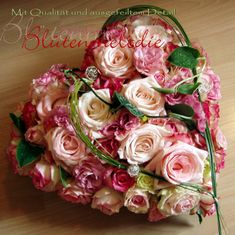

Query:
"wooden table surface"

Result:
[[0, 0, 235, 234]]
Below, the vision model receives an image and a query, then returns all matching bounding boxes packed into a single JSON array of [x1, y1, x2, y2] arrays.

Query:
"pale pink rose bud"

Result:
[[59, 182, 92, 205], [157, 187, 200, 216], [30, 157, 60, 192], [91, 187, 124, 215], [25, 125, 45, 145], [45, 127, 86, 172], [124, 187, 150, 214]]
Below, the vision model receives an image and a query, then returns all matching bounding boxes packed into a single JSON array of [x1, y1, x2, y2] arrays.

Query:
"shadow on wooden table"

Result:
[[1, 159, 194, 234]]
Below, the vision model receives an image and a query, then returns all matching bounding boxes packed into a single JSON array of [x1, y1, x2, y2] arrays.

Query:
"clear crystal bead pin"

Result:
[[127, 164, 140, 177], [85, 66, 99, 80]]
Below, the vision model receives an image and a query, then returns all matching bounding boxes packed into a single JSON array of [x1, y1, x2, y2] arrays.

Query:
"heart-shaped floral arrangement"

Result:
[[7, 5, 227, 234]]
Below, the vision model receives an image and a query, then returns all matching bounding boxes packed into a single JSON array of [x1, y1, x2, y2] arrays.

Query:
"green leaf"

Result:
[[9, 113, 26, 134], [59, 166, 71, 187], [166, 103, 195, 118], [114, 92, 144, 118], [196, 210, 203, 224], [166, 104, 196, 130], [167, 46, 200, 69], [152, 87, 175, 94], [177, 82, 201, 95], [16, 139, 44, 167]]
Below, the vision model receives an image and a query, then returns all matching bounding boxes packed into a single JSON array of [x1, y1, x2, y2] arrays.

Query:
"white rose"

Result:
[[122, 76, 166, 116], [157, 186, 200, 216], [132, 25, 169, 48], [94, 43, 134, 78], [78, 89, 114, 135], [118, 124, 170, 164]]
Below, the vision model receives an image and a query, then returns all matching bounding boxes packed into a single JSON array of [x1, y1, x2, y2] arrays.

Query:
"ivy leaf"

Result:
[[16, 139, 44, 167], [196, 210, 203, 224], [167, 46, 200, 69], [113, 92, 144, 118], [59, 166, 71, 187], [9, 113, 26, 134], [152, 87, 175, 94], [177, 83, 201, 95]]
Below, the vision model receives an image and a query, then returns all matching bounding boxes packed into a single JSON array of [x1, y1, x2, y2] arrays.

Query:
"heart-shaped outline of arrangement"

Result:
[[7, 5, 228, 235]]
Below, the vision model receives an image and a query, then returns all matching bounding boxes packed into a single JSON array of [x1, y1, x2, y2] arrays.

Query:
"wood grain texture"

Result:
[[0, 0, 235, 234]]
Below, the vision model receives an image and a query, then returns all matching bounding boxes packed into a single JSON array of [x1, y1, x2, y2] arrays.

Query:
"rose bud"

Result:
[[124, 187, 150, 214], [59, 182, 92, 205], [91, 187, 123, 215], [30, 156, 60, 192], [25, 124, 45, 145]]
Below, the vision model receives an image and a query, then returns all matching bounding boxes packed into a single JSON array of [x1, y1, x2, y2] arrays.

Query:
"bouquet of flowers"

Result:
[[7, 5, 227, 235]]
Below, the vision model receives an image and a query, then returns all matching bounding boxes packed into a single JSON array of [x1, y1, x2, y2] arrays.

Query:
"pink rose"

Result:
[[123, 77, 166, 116], [59, 182, 92, 204], [124, 187, 150, 214], [73, 156, 105, 193], [104, 167, 135, 193], [30, 156, 60, 192], [46, 127, 86, 171], [36, 87, 68, 120], [147, 141, 207, 185], [25, 125, 45, 145], [134, 47, 167, 75], [118, 124, 170, 164], [203, 101, 220, 129], [91, 187, 123, 215], [93, 43, 134, 78], [157, 187, 200, 216]]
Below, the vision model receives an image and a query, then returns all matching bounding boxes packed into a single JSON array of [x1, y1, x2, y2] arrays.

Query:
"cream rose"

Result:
[[91, 187, 124, 215], [157, 187, 200, 216], [36, 87, 68, 120], [153, 141, 208, 184], [124, 187, 150, 214], [132, 25, 169, 48], [122, 77, 166, 116], [78, 89, 114, 135], [93, 43, 134, 78], [118, 124, 170, 164], [46, 127, 86, 171]]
